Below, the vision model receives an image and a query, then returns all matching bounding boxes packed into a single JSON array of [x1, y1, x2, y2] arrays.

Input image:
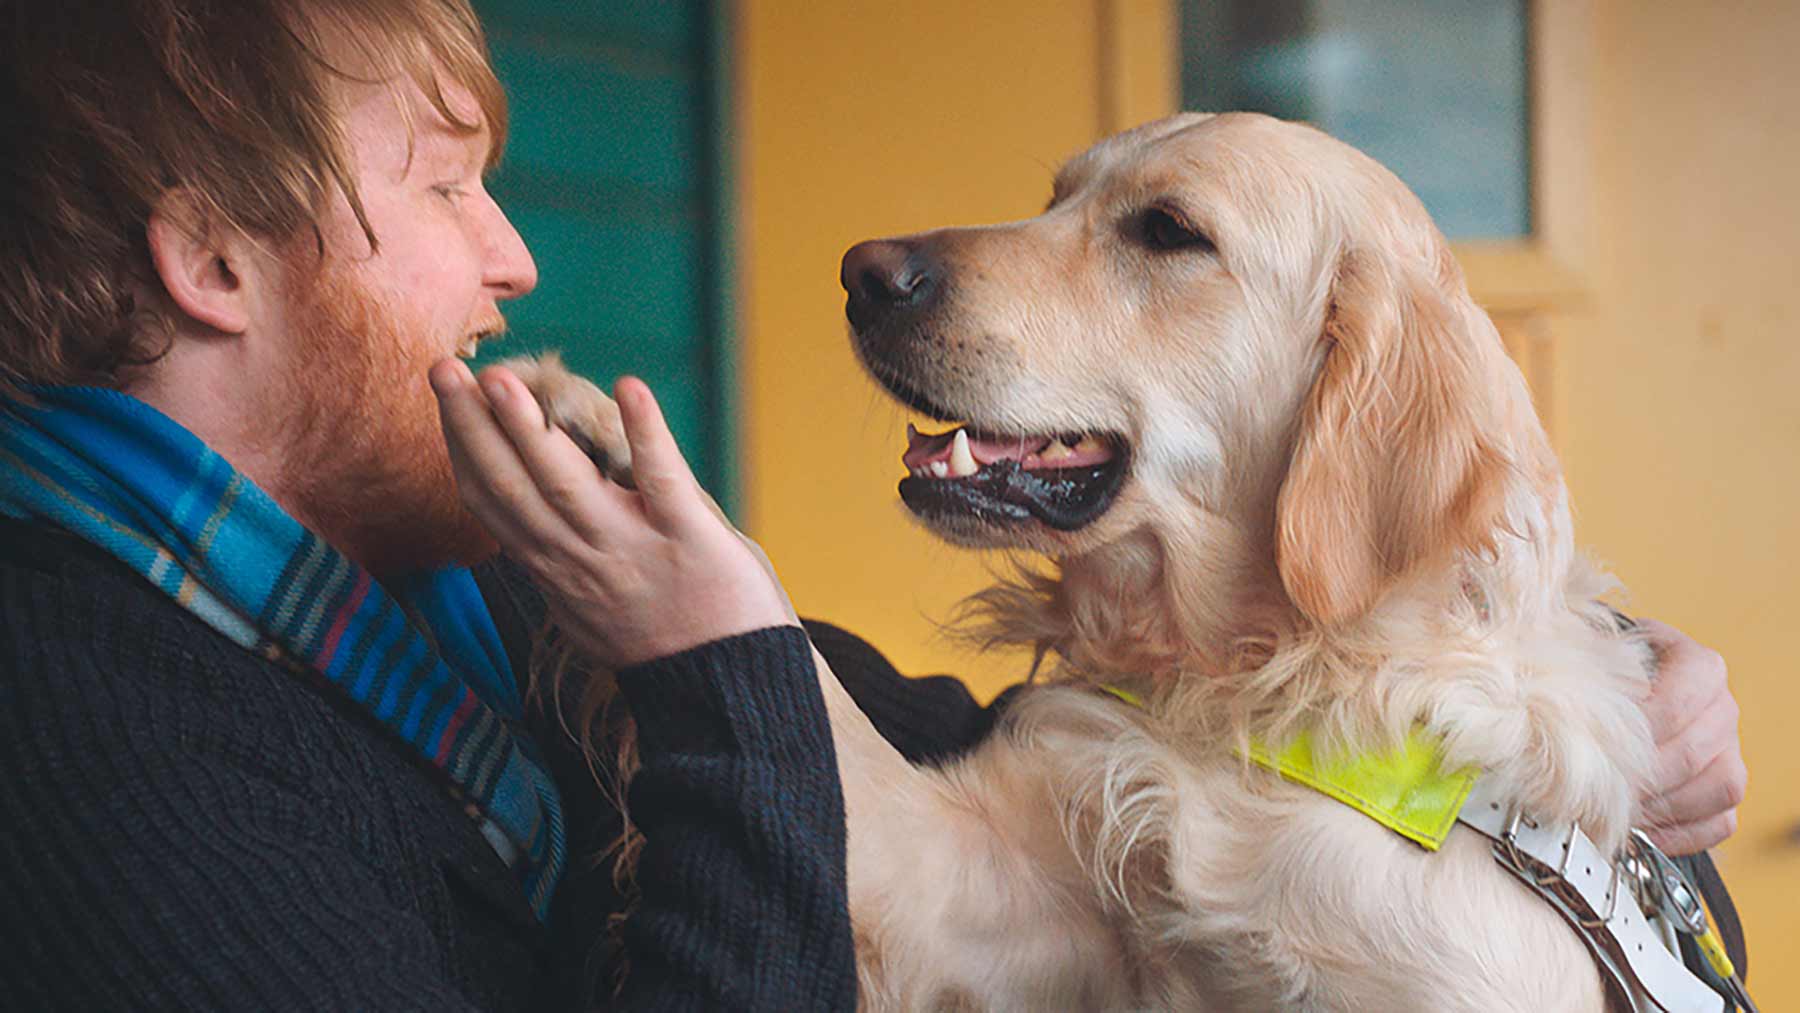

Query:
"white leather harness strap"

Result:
[[1456, 778, 1725, 1013]]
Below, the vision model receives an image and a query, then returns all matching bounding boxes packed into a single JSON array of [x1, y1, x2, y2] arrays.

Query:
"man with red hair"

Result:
[[0, 2, 852, 1008]]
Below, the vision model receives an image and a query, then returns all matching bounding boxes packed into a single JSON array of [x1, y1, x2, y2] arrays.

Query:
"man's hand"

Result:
[[430, 359, 795, 669], [1636, 618, 1747, 855]]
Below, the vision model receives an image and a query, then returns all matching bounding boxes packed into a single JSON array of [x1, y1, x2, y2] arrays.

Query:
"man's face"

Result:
[[270, 68, 537, 576]]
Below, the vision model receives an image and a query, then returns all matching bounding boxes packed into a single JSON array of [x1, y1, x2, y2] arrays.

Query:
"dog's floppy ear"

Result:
[[1275, 248, 1517, 625]]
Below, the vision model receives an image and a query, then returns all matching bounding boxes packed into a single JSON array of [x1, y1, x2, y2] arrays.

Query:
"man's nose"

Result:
[[840, 239, 939, 331], [482, 196, 539, 299]]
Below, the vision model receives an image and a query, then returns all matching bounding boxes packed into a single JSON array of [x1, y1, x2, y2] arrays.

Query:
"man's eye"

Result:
[[432, 184, 467, 202], [1139, 207, 1215, 254]]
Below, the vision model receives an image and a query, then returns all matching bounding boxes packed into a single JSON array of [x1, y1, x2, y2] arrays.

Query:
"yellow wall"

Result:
[[740, 0, 1796, 1001], [1557, 0, 1800, 1000], [738, 1, 1163, 695]]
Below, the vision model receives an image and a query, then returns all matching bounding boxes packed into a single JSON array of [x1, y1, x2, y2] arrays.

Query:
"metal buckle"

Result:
[[1495, 804, 1621, 928], [1587, 852, 1627, 928], [1497, 808, 1561, 885], [1618, 829, 1763, 1011], [1625, 829, 1707, 935]]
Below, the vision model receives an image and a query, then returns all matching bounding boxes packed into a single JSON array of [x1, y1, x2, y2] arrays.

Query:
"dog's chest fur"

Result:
[[987, 686, 1612, 1012]]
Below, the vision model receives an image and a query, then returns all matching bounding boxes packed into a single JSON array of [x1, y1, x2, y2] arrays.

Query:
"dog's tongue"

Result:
[[902, 423, 1112, 472]]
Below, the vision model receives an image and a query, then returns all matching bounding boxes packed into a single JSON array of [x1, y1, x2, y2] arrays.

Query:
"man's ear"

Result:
[[145, 193, 256, 335]]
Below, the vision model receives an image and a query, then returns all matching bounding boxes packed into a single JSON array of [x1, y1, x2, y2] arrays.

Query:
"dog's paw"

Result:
[[495, 352, 635, 488]]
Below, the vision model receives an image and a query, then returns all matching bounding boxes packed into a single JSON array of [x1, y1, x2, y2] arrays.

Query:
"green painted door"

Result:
[[473, 1, 736, 508]]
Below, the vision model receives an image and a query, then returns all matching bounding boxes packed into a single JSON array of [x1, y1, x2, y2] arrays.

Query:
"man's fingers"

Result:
[[613, 376, 707, 529], [477, 365, 634, 545], [1650, 688, 1740, 794], [1637, 617, 1729, 745], [430, 359, 581, 562], [430, 359, 535, 548], [1642, 809, 1739, 858], [1641, 745, 1749, 826]]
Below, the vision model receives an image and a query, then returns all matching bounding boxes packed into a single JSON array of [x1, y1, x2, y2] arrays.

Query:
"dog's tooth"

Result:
[[949, 429, 979, 477], [928, 460, 950, 478], [1073, 434, 1105, 454], [1040, 439, 1074, 462]]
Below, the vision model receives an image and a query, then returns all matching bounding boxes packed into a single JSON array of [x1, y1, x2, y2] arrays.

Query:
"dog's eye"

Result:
[[1139, 207, 1214, 254]]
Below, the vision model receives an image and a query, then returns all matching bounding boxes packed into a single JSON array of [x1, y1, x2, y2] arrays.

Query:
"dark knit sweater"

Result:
[[0, 518, 1007, 1010]]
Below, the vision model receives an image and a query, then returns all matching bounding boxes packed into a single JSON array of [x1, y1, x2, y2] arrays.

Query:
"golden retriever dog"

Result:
[[810, 111, 1658, 1010], [513, 111, 1669, 1009]]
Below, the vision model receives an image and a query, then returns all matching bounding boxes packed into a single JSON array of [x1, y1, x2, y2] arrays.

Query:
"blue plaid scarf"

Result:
[[0, 386, 565, 919]]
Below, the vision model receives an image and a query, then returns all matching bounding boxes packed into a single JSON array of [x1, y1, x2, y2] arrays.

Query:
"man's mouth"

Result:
[[897, 422, 1129, 531], [456, 320, 508, 359]]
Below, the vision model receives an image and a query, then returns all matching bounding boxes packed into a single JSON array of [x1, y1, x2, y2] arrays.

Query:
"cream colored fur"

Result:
[[812, 112, 1658, 1010]]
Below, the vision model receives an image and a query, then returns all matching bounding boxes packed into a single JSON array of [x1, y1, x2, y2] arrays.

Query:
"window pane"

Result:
[[1181, 0, 1530, 240]]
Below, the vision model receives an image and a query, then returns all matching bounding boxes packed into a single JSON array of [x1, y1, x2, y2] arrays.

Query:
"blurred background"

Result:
[[470, 0, 1798, 1000]]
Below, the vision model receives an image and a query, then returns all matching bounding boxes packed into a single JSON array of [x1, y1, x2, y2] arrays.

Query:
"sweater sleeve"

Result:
[[804, 618, 1019, 765], [611, 625, 856, 1012]]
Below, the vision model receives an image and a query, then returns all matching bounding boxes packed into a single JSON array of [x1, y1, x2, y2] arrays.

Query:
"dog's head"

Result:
[[844, 113, 1559, 647]]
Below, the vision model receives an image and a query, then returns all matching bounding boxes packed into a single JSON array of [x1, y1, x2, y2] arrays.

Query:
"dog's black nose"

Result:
[[841, 239, 936, 330]]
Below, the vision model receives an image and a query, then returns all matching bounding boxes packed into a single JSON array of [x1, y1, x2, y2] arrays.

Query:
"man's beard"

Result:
[[275, 260, 499, 577]]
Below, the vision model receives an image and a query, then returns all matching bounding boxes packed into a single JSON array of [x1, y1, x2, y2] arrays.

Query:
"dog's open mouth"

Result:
[[898, 423, 1130, 531]]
